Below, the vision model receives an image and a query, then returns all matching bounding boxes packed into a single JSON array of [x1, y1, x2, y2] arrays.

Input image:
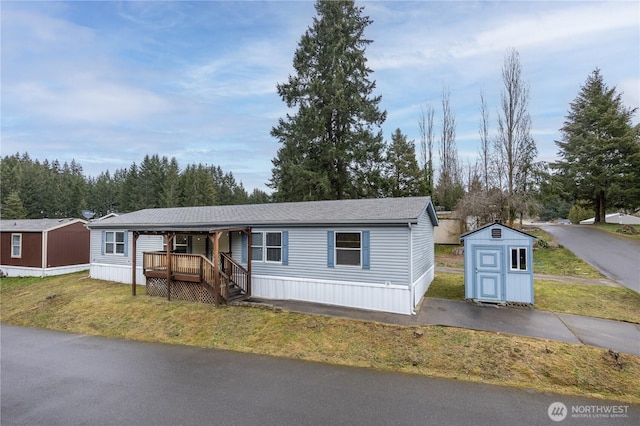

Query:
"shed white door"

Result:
[[474, 247, 503, 302]]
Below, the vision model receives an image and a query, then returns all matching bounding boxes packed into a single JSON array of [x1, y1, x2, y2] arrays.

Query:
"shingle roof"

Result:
[[0, 218, 86, 232], [87, 197, 437, 231], [460, 222, 537, 240]]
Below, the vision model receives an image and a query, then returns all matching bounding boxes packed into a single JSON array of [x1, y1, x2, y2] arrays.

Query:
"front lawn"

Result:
[[1, 272, 639, 404]]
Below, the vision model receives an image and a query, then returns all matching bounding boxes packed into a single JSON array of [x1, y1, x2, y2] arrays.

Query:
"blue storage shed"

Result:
[[460, 223, 536, 304]]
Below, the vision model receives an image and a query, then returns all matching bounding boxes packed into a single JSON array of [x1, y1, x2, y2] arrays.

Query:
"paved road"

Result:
[[538, 224, 640, 293], [2, 325, 638, 426]]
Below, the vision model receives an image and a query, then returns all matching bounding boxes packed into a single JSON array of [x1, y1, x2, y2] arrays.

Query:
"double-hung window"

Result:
[[105, 231, 126, 255], [162, 235, 190, 253], [335, 232, 361, 266], [11, 233, 22, 258], [510, 247, 527, 271], [252, 232, 282, 263], [251, 232, 263, 261]]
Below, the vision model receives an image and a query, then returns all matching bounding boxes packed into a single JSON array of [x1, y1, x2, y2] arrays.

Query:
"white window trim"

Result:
[[163, 235, 189, 253], [264, 231, 282, 264], [252, 231, 282, 264], [334, 231, 362, 268], [11, 233, 22, 258], [105, 231, 126, 255], [510, 247, 528, 271]]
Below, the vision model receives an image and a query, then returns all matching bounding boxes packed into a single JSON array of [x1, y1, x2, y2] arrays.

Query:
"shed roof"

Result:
[[460, 222, 536, 240], [86, 197, 438, 231], [0, 218, 86, 233]]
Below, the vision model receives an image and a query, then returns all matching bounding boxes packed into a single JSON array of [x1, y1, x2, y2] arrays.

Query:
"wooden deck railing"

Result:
[[221, 252, 249, 295], [142, 251, 247, 303]]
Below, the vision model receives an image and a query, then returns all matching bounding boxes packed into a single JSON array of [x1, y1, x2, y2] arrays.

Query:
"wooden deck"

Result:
[[142, 252, 249, 304]]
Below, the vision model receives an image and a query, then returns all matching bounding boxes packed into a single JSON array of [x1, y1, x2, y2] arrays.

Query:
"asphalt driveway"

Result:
[[538, 224, 640, 293]]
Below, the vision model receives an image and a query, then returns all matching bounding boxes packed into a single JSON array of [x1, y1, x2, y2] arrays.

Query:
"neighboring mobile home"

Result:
[[579, 213, 640, 225], [86, 197, 438, 315], [0, 218, 90, 277], [460, 222, 536, 305]]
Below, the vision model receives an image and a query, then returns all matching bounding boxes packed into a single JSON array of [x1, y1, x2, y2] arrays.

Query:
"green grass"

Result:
[[593, 223, 640, 240], [2, 272, 639, 404], [426, 272, 640, 324]]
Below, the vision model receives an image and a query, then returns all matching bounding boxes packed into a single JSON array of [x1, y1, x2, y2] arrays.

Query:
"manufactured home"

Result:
[[0, 218, 90, 277], [86, 197, 438, 315]]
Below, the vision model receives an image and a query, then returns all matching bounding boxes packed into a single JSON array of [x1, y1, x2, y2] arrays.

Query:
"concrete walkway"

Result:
[[248, 296, 640, 357]]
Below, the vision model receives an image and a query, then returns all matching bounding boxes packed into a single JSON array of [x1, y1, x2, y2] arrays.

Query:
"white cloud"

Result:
[[7, 79, 170, 125], [453, 2, 639, 58]]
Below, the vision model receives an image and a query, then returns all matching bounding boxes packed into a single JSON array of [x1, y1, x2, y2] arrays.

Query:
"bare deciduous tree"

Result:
[[478, 90, 491, 191], [495, 49, 538, 224], [419, 104, 435, 196], [435, 86, 463, 210]]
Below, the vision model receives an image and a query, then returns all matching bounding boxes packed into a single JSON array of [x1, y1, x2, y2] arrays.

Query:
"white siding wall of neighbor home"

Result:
[[463, 226, 534, 303], [411, 210, 436, 306], [1, 264, 89, 277], [232, 226, 415, 314]]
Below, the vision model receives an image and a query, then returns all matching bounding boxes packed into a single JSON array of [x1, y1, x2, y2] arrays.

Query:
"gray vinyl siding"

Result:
[[232, 226, 411, 287], [90, 230, 163, 266], [411, 210, 435, 281]]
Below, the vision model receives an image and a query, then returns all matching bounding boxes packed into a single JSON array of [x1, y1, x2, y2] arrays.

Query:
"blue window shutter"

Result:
[[241, 233, 247, 263], [124, 231, 129, 256], [282, 231, 289, 266], [101, 231, 105, 255], [362, 231, 370, 270], [327, 231, 334, 268]]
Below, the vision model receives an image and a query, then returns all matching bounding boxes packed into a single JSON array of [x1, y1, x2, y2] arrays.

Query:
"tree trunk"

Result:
[[597, 192, 607, 223]]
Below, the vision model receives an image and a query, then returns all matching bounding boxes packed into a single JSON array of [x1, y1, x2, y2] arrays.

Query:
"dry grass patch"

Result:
[[534, 280, 640, 323], [594, 223, 640, 240], [2, 273, 640, 404]]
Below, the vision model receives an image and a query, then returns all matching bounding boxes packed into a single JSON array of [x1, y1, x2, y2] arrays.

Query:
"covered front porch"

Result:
[[130, 227, 252, 306]]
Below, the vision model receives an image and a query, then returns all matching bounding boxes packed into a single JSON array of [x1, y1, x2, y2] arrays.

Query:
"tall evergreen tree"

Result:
[[160, 157, 181, 208], [2, 191, 27, 219], [553, 69, 640, 221], [385, 128, 423, 197], [270, 0, 386, 201]]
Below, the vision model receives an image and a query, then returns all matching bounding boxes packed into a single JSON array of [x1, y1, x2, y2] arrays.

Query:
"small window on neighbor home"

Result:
[[335, 232, 361, 266], [105, 231, 125, 255], [491, 228, 502, 238], [511, 247, 527, 271], [11, 233, 22, 258]]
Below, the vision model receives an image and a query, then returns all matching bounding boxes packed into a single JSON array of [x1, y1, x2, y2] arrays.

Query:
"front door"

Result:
[[473, 247, 503, 302]]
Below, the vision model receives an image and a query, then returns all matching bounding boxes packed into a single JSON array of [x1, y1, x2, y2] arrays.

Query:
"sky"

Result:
[[2, 0, 639, 193]]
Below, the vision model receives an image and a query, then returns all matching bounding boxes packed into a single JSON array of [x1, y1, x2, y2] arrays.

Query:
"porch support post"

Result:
[[246, 228, 252, 296], [166, 234, 175, 301], [213, 231, 221, 306], [131, 231, 139, 296]]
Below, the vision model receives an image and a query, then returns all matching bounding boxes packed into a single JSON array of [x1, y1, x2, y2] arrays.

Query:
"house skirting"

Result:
[[1, 264, 89, 278], [252, 274, 416, 315], [411, 265, 435, 308], [90, 263, 145, 284]]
